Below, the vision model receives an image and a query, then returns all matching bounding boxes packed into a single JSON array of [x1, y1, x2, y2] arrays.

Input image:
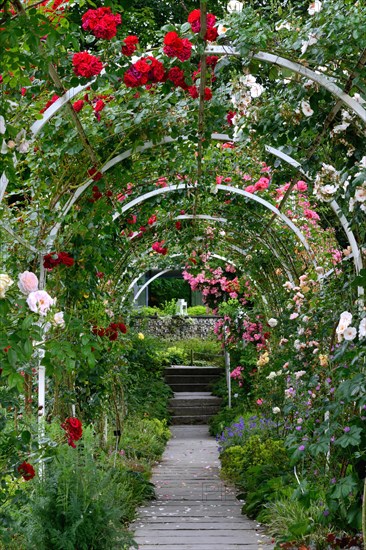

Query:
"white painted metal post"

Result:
[[224, 323, 232, 409]]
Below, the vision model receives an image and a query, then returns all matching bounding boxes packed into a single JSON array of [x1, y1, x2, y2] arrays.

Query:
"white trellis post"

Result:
[[37, 253, 47, 471], [223, 321, 232, 409]]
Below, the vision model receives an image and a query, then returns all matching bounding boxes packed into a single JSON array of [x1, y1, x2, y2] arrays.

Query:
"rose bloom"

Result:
[[72, 52, 103, 78], [18, 461, 36, 481], [52, 311, 65, 328], [336, 311, 352, 341], [308, 1, 322, 15], [355, 185, 366, 203], [272, 407, 281, 414], [81, 7, 121, 40], [268, 318, 278, 327], [359, 318, 366, 339], [0, 273, 14, 298], [343, 326, 357, 341], [18, 271, 39, 295], [27, 290, 55, 316]]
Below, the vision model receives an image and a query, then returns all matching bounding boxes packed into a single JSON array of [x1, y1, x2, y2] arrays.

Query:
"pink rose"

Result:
[[18, 271, 39, 295], [27, 290, 54, 316]]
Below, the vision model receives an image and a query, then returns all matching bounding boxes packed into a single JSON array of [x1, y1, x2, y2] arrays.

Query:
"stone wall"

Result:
[[133, 315, 221, 340]]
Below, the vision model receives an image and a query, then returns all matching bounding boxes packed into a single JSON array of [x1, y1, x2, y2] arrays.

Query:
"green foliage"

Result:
[[119, 417, 170, 462], [20, 427, 137, 550], [187, 305, 210, 316], [220, 436, 288, 484], [150, 277, 191, 307]]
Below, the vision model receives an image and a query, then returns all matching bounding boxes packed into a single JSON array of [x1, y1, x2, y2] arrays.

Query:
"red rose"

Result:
[[88, 167, 103, 181], [187, 9, 217, 40], [18, 461, 36, 481], [61, 417, 82, 447], [206, 56, 219, 68], [73, 99, 85, 112], [127, 214, 137, 224], [94, 99, 105, 112], [58, 252, 74, 267], [163, 32, 192, 62], [122, 35, 139, 56], [227, 111, 236, 125], [204, 87, 212, 101], [118, 322, 127, 334], [188, 86, 199, 99], [81, 7, 121, 40], [148, 214, 157, 225], [72, 52, 103, 78], [167, 67, 186, 88], [175, 221, 182, 230]]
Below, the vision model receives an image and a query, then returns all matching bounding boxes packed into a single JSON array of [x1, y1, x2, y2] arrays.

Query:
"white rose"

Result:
[[250, 83, 264, 98], [268, 318, 278, 327], [355, 185, 366, 203], [227, 0, 243, 13], [336, 311, 353, 341], [308, 1, 322, 15], [343, 326, 357, 341], [52, 311, 65, 328], [359, 318, 366, 339], [272, 407, 281, 414], [301, 100, 314, 117], [0, 273, 14, 298]]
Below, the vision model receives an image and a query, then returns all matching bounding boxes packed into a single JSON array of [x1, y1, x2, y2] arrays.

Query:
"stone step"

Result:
[[169, 396, 222, 407], [168, 383, 216, 392], [166, 366, 223, 375], [169, 405, 221, 416], [165, 374, 221, 385], [171, 415, 213, 425]]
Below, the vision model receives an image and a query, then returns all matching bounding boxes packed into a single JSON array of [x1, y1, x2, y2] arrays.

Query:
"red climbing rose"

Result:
[[61, 417, 83, 448], [18, 461, 36, 481], [72, 52, 103, 78], [124, 56, 165, 88], [73, 99, 85, 112], [167, 67, 187, 89], [122, 35, 139, 56], [163, 32, 192, 62], [152, 241, 168, 255], [187, 9, 218, 41], [81, 7, 121, 40], [43, 252, 74, 269]]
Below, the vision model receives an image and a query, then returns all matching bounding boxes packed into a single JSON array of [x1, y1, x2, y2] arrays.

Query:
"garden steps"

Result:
[[131, 425, 274, 549], [165, 366, 222, 424]]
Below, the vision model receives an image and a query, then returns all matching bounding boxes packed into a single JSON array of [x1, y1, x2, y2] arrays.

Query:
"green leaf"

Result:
[[335, 426, 362, 448], [331, 475, 358, 499], [21, 431, 31, 444], [289, 521, 310, 536]]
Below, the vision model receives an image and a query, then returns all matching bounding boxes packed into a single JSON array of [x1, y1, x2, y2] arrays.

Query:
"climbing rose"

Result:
[[122, 35, 139, 56], [204, 87, 212, 100], [43, 252, 74, 269], [163, 32, 192, 62], [40, 94, 59, 113], [73, 99, 85, 112], [81, 7, 121, 40], [167, 67, 187, 88], [124, 56, 165, 88], [0, 274, 13, 298], [94, 99, 105, 112], [72, 52, 103, 78], [187, 9, 218, 41], [61, 417, 83, 448], [18, 271, 39, 295], [188, 86, 199, 99], [152, 241, 168, 255], [27, 290, 55, 316], [18, 461, 36, 481]]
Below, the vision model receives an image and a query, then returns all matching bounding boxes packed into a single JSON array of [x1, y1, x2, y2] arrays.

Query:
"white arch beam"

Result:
[[265, 145, 363, 298], [113, 183, 316, 267], [206, 46, 366, 123]]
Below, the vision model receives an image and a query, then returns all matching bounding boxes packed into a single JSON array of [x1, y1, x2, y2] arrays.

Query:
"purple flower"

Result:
[[298, 445, 305, 451], [296, 426, 302, 431], [344, 426, 351, 433], [331, 477, 337, 484]]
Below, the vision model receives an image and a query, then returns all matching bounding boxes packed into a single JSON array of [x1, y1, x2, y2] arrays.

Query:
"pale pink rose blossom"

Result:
[[18, 271, 39, 295], [290, 312, 299, 320], [343, 326, 357, 341], [359, 318, 366, 339], [27, 290, 55, 316]]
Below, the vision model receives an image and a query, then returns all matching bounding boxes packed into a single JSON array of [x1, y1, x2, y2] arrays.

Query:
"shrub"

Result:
[[21, 427, 137, 550], [220, 435, 288, 483], [187, 305, 210, 316], [119, 417, 171, 462]]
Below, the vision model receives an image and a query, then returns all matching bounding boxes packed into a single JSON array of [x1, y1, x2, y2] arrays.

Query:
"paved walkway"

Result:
[[131, 425, 274, 549]]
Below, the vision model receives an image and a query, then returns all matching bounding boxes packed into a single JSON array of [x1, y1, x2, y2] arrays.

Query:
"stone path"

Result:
[[131, 425, 274, 549]]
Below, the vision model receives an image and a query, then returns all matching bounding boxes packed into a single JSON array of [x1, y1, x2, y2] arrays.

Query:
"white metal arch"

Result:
[[206, 46, 366, 124], [112, 183, 317, 268], [265, 145, 364, 299]]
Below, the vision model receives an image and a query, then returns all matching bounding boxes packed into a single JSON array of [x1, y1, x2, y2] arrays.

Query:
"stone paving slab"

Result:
[[131, 425, 274, 549]]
